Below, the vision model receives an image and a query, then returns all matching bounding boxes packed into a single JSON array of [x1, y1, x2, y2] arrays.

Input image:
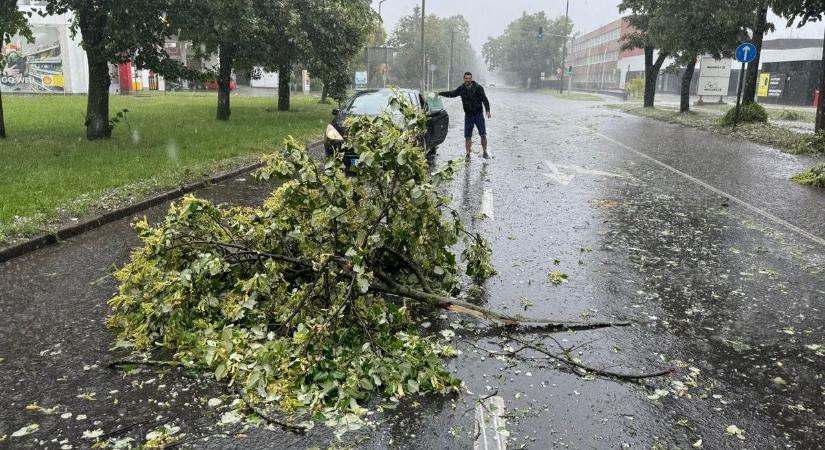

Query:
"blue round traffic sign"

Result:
[[736, 43, 757, 63]]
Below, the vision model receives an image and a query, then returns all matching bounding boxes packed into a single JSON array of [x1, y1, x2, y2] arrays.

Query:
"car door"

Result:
[[423, 93, 449, 149]]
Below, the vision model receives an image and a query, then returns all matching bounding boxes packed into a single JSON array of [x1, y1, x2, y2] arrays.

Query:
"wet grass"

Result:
[[0, 94, 329, 244], [608, 103, 825, 156], [541, 90, 602, 101], [695, 103, 816, 123]]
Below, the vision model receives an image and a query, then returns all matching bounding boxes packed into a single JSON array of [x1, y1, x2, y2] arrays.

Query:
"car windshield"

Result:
[[347, 91, 401, 115]]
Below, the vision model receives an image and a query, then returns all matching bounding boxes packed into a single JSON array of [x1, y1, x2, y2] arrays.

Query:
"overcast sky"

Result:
[[376, 0, 824, 51]]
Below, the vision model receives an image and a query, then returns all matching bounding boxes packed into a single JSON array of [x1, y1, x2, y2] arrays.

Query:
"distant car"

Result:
[[203, 79, 237, 91], [324, 88, 449, 166]]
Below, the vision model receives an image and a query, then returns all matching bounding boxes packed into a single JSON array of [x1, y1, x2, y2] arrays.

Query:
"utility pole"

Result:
[[421, 0, 426, 92], [380, 0, 390, 87], [448, 28, 454, 90], [379, 0, 388, 87], [559, 0, 570, 94], [568, 36, 574, 93]]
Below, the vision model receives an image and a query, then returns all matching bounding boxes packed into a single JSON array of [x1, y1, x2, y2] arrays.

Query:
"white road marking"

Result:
[[474, 395, 508, 450], [542, 161, 630, 186], [587, 129, 825, 248], [482, 189, 495, 220]]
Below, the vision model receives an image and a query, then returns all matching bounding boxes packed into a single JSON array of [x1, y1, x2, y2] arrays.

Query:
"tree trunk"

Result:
[[217, 51, 234, 121], [817, 27, 825, 133], [743, 4, 767, 105], [680, 55, 698, 113], [0, 88, 6, 139], [86, 56, 112, 140], [321, 83, 329, 103], [643, 47, 668, 108], [278, 65, 291, 111]]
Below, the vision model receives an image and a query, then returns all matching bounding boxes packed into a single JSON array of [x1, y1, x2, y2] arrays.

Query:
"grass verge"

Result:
[[0, 93, 329, 244], [607, 103, 825, 156], [541, 89, 602, 101]]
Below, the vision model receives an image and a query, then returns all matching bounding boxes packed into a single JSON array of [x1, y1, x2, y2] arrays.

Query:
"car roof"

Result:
[[354, 88, 420, 96]]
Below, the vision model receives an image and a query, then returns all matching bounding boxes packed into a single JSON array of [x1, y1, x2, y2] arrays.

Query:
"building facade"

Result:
[[571, 17, 825, 106], [570, 18, 641, 91]]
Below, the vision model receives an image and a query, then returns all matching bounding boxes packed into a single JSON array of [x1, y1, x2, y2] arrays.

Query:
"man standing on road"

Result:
[[438, 72, 492, 160]]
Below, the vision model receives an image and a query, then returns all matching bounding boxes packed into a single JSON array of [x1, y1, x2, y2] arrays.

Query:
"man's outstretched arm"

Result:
[[438, 86, 462, 98]]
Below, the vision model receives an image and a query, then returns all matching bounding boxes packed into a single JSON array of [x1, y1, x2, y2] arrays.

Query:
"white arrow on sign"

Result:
[[542, 161, 630, 186]]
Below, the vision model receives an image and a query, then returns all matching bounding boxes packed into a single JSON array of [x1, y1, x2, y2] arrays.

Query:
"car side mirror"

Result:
[[332, 109, 339, 115]]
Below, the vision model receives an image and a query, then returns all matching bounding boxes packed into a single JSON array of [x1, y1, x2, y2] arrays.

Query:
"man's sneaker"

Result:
[[482, 150, 490, 159], [465, 153, 471, 161]]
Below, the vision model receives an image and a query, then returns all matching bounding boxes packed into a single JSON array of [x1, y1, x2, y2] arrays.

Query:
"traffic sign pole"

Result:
[[733, 43, 758, 129], [733, 62, 746, 129]]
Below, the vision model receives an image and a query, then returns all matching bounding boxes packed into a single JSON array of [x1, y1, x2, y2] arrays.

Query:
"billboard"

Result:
[[1, 24, 65, 93], [697, 56, 732, 97], [250, 67, 279, 88]]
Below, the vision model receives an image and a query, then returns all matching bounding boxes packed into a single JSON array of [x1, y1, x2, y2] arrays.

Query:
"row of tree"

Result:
[[482, 12, 573, 89], [388, 7, 482, 90], [0, 0, 379, 140], [620, 0, 825, 132]]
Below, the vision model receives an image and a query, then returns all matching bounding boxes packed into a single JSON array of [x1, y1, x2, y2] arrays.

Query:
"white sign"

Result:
[[354, 71, 368, 90], [698, 56, 732, 96], [302, 70, 310, 93], [250, 67, 278, 88]]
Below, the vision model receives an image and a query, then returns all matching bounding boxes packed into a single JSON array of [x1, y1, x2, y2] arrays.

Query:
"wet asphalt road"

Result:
[[2, 89, 825, 449]]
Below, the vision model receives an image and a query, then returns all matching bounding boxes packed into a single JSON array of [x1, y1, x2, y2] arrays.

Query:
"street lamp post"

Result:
[[379, 0, 388, 88], [421, 0, 426, 92], [559, 0, 569, 94]]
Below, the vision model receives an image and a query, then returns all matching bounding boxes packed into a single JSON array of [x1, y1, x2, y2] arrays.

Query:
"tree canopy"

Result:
[[388, 8, 480, 90], [482, 12, 571, 89]]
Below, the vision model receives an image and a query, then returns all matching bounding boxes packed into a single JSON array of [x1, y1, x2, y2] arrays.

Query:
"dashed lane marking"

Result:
[[482, 189, 495, 220], [474, 395, 508, 450]]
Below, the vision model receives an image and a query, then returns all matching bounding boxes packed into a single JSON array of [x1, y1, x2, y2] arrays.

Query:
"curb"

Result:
[[0, 140, 324, 264]]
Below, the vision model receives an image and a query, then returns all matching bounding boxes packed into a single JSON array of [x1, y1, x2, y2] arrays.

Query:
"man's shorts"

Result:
[[464, 112, 487, 139]]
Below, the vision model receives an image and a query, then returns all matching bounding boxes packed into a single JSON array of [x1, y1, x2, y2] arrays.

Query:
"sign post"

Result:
[[733, 43, 757, 129]]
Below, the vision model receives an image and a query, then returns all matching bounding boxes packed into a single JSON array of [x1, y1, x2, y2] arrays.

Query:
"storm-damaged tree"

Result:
[[300, 0, 378, 104], [0, 1, 33, 138], [647, 0, 749, 112], [620, 0, 670, 107], [107, 96, 670, 432], [172, 0, 263, 121], [43, 0, 179, 140], [772, 0, 825, 132], [482, 12, 571, 90]]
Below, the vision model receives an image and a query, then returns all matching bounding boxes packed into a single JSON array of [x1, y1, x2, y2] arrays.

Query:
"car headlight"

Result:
[[326, 124, 343, 141]]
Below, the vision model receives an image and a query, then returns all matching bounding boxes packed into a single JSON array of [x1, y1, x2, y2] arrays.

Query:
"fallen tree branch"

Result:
[[380, 247, 433, 293], [504, 334, 674, 381], [236, 388, 309, 434], [371, 281, 630, 330], [108, 358, 195, 369]]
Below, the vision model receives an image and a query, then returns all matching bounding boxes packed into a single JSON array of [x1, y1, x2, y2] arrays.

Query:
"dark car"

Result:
[[324, 89, 449, 166]]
